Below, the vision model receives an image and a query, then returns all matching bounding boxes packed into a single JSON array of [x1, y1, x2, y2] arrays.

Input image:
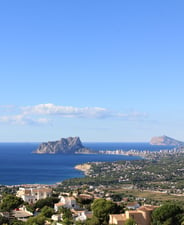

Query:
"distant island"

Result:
[[150, 135, 184, 146], [34, 137, 93, 154], [33, 135, 184, 154]]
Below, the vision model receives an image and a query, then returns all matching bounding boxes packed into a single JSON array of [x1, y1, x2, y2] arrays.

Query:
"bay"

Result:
[[0, 143, 173, 185]]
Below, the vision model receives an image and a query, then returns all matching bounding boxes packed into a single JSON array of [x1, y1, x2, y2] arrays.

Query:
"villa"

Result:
[[16, 187, 52, 204], [109, 205, 158, 225], [54, 196, 79, 211]]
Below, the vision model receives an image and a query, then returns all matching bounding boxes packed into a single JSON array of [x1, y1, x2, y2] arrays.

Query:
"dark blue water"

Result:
[[0, 143, 173, 185]]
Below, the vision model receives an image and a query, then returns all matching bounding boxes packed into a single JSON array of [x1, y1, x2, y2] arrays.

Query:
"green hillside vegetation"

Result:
[[61, 154, 184, 198]]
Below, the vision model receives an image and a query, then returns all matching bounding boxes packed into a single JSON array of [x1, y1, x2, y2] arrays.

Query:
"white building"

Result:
[[51, 213, 63, 221], [16, 187, 52, 204], [75, 210, 92, 222], [60, 196, 77, 208], [54, 196, 78, 211]]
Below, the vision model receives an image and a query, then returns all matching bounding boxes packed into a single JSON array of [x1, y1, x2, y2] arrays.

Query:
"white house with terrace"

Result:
[[16, 187, 52, 204], [54, 196, 79, 211]]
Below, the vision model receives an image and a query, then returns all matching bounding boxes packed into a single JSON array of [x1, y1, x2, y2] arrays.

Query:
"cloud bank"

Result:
[[0, 103, 148, 125], [22, 104, 109, 118]]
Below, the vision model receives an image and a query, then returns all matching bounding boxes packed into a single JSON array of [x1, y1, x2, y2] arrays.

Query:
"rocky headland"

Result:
[[150, 135, 184, 146], [34, 137, 93, 154]]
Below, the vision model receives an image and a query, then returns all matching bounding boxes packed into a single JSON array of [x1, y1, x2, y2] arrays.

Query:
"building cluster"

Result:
[[8, 185, 159, 225], [99, 147, 184, 160]]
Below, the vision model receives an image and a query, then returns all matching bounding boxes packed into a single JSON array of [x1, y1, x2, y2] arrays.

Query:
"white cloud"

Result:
[[0, 114, 50, 125], [0, 103, 148, 125], [22, 104, 110, 118], [0, 115, 25, 125]]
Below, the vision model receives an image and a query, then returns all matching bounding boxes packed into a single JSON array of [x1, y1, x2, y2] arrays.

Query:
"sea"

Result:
[[0, 142, 174, 185]]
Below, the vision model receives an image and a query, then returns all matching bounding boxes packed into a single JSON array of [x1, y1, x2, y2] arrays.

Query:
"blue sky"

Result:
[[0, 0, 184, 142]]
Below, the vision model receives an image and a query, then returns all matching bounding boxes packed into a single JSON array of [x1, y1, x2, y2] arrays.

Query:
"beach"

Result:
[[75, 163, 91, 175]]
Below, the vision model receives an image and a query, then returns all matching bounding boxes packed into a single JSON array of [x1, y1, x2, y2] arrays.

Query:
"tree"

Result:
[[34, 197, 59, 210], [40, 206, 54, 218], [86, 217, 100, 225], [76, 221, 86, 225], [91, 199, 119, 225], [24, 202, 35, 213], [62, 218, 74, 225], [26, 214, 47, 225], [151, 203, 183, 225], [10, 218, 26, 225], [59, 207, 73, 220], [0, 215, 9, 224], [58, 207, 73, 224], [76, 196, 93, 210], [0, 194, 23, 212], [124, 218, 136, 225]]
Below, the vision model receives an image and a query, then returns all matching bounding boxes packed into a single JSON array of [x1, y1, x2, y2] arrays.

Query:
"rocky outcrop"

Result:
[[150, 135, 184, 146], [34, 137, 92, 154]]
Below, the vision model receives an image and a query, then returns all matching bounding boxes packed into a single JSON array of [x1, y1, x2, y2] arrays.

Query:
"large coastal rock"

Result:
[[150, 135, 184, 146], [34, 137, 92, 154]]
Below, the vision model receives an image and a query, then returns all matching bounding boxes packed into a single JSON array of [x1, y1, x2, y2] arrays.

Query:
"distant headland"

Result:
[[150, 135, 184, 146], [33, 135, 184, 154], [33, 137, 94, 154]]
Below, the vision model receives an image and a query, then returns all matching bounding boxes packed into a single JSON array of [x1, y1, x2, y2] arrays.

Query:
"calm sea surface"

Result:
[[0, 143, 173, 185]]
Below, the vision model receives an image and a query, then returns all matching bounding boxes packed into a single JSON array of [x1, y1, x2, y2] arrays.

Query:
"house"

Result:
[[109, 213, 126, 225], [60, 196, 78, 208], [109, 205, 158, 225], [54, 202, 65, 212], [126, 201, 140, 210], [78, 194, 93, 200], [54, 196, 78, 211], [74, 210, 93, 222], [12, 207, 33, 221], [16, 187, 52, 204], [51, 213, 63, 221]]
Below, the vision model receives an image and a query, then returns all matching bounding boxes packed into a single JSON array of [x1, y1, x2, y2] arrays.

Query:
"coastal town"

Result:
[[1, 0, 184, 223], [0, 146, 184, 225], [99, 145, 184, 160], [0, 136, 184, 225], [64, 148, 184, 195], [0, 184, 160, 225]]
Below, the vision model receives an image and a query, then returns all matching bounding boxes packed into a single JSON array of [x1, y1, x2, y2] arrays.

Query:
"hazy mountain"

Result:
[[150, 135, 184, 146]]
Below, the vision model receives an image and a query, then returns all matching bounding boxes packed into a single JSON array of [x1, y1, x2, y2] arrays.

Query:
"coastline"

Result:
[[74, 163, 91, 175], [0, 142, 177, 185]]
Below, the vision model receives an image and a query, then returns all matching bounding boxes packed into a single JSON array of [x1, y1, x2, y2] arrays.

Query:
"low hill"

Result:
[[150, 135, 184, 146]]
